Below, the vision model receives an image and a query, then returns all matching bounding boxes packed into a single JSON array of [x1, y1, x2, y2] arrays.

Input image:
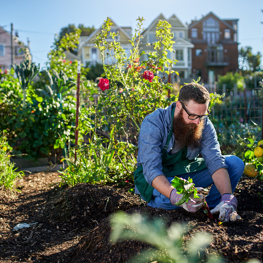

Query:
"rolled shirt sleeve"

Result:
[[200, 118, 228, 175]]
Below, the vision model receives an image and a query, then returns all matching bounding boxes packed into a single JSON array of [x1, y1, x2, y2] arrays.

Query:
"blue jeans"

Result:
[[147, 155, 244, 210]]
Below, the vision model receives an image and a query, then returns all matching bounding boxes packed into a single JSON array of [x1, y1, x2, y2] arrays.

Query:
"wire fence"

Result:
[[207, 83, 263, 146]]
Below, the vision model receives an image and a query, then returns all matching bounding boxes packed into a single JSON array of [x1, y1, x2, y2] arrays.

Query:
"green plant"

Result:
[[171, 177, 199, 205], [243, 138, 263, 179], [0, 131, 24, 189], [94, 17, 177, 143], [13, 59, 40, 108], [59, 125, 138, 186], [110, 211, 222, 263]]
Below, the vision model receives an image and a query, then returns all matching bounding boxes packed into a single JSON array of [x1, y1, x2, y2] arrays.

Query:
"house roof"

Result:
[[188, 12, 238, 31], [173, 37, 194, 47], [78, 17, 132, 51], [142, 13, 187, 37], [167, 14, 187, 28]]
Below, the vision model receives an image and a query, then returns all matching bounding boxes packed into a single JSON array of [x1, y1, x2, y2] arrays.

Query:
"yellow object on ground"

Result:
[[254, 147, 263, 158], [258, 140, 263, 146], [244, 163, 258, 178]]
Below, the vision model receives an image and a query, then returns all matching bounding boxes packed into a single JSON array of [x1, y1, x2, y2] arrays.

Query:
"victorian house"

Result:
[[78, 18, 132, 67], [140, 14, 194, 84], [188, 12, 239, 84]]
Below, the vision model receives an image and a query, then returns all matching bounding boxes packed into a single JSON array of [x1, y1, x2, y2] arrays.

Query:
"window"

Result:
[[203, 17, 219, 44], [176, 50, 184, 61], [179, 31, 184, 38], [91, 48, 97, 65], [191, 28, 197, 38], [224, 29, 231, 39], [0, 44, 4, 56], [196, 49, 202, 56], [148, 32, 157, 43]]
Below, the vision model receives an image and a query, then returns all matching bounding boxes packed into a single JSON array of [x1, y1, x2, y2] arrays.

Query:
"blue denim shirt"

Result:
[[136, 102, 228, 190]]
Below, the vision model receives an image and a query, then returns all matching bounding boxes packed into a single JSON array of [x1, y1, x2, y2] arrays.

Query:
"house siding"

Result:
[[188, 12, 239, 84], [0, 27, 29, 69]]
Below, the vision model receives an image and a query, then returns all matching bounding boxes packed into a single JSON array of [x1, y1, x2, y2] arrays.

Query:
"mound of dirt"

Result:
[[0, 172, 262, 263], [69, 177, 263, 263]]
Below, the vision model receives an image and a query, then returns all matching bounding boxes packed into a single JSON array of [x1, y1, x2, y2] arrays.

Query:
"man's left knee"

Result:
[[225, 155, 244, 178]]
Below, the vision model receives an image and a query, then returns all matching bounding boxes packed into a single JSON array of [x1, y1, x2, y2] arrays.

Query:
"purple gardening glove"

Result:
[[210, 194, 241, 222], [170, 188, 204, 213]]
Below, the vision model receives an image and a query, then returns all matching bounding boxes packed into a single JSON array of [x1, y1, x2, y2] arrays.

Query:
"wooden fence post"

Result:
[[74, 61, 81, 164]]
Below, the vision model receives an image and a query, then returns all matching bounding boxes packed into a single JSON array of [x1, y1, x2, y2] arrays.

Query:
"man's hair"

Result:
[[178, 83, 210, 104]]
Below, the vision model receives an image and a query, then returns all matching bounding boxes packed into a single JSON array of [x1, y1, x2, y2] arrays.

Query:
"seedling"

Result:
[[171, 176, 221, 224]]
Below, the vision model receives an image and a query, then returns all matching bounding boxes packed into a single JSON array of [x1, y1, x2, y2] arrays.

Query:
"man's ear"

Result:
[[176, 100, 182, 110]]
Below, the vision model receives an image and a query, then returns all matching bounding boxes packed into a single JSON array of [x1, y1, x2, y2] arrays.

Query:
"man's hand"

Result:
[[210, 194, 241, 222], [170, 188, 204, 213]]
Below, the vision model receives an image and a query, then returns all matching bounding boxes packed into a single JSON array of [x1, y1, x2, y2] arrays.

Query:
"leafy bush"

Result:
[[217, 72, 244, 95], [59, 127, 137, 186], [110, 211, 260, 263], [110, 211, 221, 263], [0, 132, 24, 189]]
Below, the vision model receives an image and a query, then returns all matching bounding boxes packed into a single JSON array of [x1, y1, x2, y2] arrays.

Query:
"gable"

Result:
[[168, 14, 186, 28], [189, 12, 236, 31], [79, 17, 132, 50], [174, 38, 194, 47]]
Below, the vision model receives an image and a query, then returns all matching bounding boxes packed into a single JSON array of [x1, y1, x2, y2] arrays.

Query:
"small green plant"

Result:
[[0, 131, 24, 189], [171, 177, 199, 205], [110, 211, 222, 263]]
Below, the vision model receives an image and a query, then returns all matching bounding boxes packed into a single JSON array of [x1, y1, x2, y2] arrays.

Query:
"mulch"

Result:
[[0, 171, 262, 263]]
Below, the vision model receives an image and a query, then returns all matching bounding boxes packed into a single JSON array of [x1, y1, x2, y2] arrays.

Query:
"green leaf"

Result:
[[36, 96, 43, 103], [244, 150, 254, 160]]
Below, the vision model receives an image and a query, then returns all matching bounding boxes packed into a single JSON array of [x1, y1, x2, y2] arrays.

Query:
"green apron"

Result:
[[134, 106, 206, 203]]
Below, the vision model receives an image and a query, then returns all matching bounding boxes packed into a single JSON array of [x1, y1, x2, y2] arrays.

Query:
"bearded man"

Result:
[[134, 83, 244, 222]]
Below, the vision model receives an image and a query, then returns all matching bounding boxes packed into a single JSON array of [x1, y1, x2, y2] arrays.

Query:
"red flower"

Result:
[[98, 78, 109, 91], [69, 61, 72, 64], [31, 110, 35, 113], [62, 59, 66, 63], [142, 70, 154, 82], [4, 69, 7, 74]]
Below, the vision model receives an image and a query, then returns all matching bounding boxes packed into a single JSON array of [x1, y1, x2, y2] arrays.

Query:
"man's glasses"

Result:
[[180, 101, 210, 121]]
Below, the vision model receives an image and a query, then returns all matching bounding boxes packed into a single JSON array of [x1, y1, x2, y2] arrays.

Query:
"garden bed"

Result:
[[0, 171, 262, 262]]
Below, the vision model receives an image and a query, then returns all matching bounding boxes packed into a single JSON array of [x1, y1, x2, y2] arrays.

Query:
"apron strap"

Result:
[[164, 106, 175, 150]]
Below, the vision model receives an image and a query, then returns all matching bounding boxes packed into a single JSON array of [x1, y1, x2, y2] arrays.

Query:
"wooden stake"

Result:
[[74, 61, 81, 164]]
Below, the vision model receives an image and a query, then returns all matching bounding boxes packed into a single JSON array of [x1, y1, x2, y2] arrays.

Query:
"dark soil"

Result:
[[0, 171, 262, 263]]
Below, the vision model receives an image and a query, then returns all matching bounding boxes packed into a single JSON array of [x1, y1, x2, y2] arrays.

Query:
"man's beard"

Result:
[[173, 109, 204, 148]]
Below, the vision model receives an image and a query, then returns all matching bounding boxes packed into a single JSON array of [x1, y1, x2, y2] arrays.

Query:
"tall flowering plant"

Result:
[[94, 17, 178, 144]]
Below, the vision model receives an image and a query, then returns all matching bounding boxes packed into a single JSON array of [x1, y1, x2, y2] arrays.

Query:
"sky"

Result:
[[1, 0, 263, 69]]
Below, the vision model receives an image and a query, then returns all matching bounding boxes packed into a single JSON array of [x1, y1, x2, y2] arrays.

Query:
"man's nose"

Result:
[[192, 118, 201, 125]]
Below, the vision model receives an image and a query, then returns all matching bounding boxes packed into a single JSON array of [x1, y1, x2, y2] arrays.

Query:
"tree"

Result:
[[56, 24, 95, 54], [58, 24, 95, 42], [239, 46, 261, 73]]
